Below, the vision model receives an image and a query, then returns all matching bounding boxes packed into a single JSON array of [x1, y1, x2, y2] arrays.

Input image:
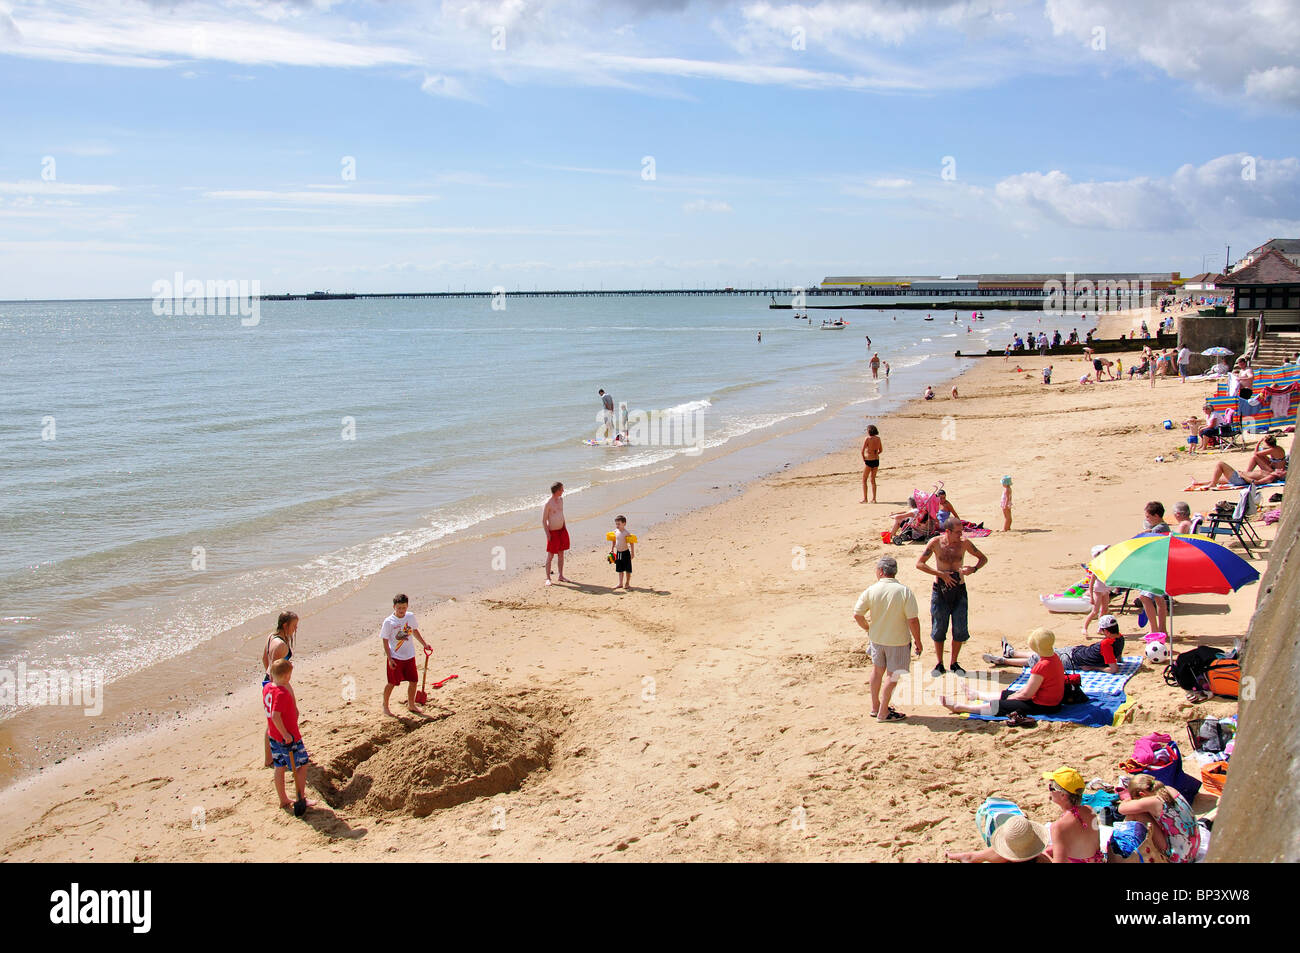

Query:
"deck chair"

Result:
[[1204, 486, 1262, 558], [1203, 390, 1247, 451]]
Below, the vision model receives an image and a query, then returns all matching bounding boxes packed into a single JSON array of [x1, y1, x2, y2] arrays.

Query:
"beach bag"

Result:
[[1133, 732, 1175, 767], [1062, 673, 1089, 706], [975, 796, 1022, 846], [1163, 647, 1222, 692], [1140, 740, 1201, 805], [1187, 717, 1235, 754], [1201, 762, 1229, 798], [1205, 658, 1241, 699]]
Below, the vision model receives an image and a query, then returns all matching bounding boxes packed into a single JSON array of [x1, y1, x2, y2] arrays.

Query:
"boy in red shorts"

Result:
[[381, 593, 430, 716], [263, 658, 311, 814]]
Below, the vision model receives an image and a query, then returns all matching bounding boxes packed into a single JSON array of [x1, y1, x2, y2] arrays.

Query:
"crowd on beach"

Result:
[[251, 346, 1283, 863], [848, 341, 1288, 862]]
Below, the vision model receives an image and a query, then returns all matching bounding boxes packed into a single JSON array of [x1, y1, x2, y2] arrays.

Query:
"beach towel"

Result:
[[966, 656, 1143, 727], [1183, 482, 1284, 492]]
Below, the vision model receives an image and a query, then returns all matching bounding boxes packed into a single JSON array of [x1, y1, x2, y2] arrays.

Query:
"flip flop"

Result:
[[879, 709, 907, 722], [1006, 712, 1038, 728]]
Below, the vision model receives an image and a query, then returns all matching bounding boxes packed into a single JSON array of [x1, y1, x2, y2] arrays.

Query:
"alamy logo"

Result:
[[152, 271, 261, 326], [49, 883, 152, 933], [0, 663, 103, 716]]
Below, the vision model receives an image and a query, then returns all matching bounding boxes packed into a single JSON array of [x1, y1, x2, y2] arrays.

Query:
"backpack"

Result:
[[1062, 673, 1089, 705], [1163, 646, 1223, 692], [1187, 717, 1235, 754], [1205, 658, 1241, 698]]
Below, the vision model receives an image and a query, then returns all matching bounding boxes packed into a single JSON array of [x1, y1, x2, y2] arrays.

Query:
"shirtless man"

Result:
[[869, 352, 881, 379], [916, 521, 987, 676], [542, 481, 571, 585], [860, 424, 882, 503]]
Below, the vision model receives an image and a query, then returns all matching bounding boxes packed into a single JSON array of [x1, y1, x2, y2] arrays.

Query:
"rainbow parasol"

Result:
[[1087, 533, 1260, 597]]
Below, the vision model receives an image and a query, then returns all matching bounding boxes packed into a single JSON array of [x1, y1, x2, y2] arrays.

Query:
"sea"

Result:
[[0, 294, 1091, 712]]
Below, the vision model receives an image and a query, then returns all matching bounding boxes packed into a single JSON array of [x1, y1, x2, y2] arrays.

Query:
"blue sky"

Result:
[[1, 0, 1298, 298]]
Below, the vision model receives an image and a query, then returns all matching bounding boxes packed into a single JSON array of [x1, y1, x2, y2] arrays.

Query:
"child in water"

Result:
[[1000, 476, 1013, 531]]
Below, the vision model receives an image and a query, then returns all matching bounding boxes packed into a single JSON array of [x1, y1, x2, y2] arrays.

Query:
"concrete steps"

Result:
[[1255, 331, 1300, 366]]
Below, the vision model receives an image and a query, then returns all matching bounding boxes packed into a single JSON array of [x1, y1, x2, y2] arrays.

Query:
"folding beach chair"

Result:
[[1204, 486, 1262, 558], [1204, 389, 1247, 452]]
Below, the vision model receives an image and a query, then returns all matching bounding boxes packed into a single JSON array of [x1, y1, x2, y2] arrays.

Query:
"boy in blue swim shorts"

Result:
[[263, 658, 311, 813]]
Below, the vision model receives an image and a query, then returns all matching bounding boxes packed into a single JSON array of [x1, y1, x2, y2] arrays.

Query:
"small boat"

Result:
[[820, 319, 847, 330], [923, 317, 934, 321]]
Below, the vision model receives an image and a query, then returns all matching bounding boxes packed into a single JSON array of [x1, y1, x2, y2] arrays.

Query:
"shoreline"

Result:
[[0, 349, 971, 787], [0, 340, 1277, 861]]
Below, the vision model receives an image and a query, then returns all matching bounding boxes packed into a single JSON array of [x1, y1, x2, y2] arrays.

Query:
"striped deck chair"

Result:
[[1253, 363, 1300, 430]]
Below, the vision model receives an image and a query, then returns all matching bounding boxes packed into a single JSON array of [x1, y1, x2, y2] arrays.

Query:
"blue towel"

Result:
[[966, 657, 1143, 727]]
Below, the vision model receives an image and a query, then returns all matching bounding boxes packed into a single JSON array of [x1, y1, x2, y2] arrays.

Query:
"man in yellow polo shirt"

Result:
[[853, 556, 922, 723]]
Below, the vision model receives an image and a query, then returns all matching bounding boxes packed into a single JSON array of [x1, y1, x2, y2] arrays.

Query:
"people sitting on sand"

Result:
[[1116, 773, 1201, 863], [1128, 358, 1149, 379], [923, 385, 935, 400], [940, 627, 1064, 725], [985, 613, 1125, 676], [1246, 435, 1287, 474], [945, 814, 1051, 863], [933, 488, 960, 526], [1172, 501, 1193, 534], [1044, 767, 1105, 863], [1186, 458, 1287, 489], [889, 498, 935, 539]]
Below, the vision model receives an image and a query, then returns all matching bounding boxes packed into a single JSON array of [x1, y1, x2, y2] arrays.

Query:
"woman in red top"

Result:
[[942, 628, 1064, 719]]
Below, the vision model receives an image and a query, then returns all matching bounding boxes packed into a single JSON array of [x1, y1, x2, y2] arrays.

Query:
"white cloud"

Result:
[[994, 153, 1300, 230], [421, 73, 476, 100], [683, 199, 733, 212], [1043, 0, 1300, 109], [0, 180, 118, 195], [201, 189, 438, 206]]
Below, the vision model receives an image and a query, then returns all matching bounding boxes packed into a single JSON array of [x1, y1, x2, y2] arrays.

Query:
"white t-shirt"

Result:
[[614, 527, 631, 552], [1177, 347, 1190, 365], [381, 612, 419, 661]]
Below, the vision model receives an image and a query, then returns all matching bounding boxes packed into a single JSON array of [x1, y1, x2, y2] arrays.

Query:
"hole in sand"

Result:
[[313, 685, 568, 817]]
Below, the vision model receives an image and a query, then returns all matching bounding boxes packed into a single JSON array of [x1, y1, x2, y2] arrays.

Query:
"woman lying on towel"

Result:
[[1116, 774, 1201, 864], [941, 627, 1063, 725], [1185, 459, 1287, 490]]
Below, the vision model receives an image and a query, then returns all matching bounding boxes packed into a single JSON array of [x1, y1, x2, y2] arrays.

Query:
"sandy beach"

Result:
[[0, 338, 1276, 862]]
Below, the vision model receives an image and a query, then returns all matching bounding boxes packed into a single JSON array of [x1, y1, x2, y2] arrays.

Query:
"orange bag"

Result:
[[1201, 761, 1229, 797], [1205, 658, 1240, 698]]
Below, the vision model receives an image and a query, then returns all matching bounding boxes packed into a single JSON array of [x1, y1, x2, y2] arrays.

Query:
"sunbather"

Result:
[[1115, 774, 1201, 864], [986, 613, 1125, 675], [945, 815, 1051, 864], [1044, 767, 1105, 863], [1186, 459, 1287, 489], [941, 627, 1064, 724], [1245, 435, 1287, 474]]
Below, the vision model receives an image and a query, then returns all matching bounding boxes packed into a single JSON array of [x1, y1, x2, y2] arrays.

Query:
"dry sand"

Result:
[[0, 343, 1280, 862]]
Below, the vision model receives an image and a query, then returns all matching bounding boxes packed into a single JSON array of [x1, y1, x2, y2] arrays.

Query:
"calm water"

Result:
[[0, 295, 1073, 703]]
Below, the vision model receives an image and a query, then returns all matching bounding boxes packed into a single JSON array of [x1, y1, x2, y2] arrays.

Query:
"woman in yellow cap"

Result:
[[1043, 766, 1105, 863]]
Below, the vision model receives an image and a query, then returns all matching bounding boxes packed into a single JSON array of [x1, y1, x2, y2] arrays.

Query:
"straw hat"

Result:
[[990, 815, 1050, 862]]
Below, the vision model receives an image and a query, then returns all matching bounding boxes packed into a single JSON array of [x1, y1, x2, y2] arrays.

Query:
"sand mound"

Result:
[[314, 685, 568, 817]]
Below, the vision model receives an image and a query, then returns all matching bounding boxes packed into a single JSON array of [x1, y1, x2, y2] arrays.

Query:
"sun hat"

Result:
[[1042, 766, 1086, 795], [1098, 615, 1119, 632], [990, 815, 1050, 862]]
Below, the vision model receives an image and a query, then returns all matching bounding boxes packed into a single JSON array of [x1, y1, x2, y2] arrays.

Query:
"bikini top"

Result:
[[265, 634, 292, 676], [1066, 806, 1106, 863]]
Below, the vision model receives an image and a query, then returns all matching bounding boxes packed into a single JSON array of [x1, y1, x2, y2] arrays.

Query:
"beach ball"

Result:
[[1145, 641, 1170, 664]]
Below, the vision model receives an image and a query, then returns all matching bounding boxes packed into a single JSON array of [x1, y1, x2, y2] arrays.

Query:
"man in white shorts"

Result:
[[853, 556, 922, 723]]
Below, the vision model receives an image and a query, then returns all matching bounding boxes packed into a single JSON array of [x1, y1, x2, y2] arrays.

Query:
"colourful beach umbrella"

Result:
[[1087, 533, 1260, 597], [1201, 347, 1234, 357]]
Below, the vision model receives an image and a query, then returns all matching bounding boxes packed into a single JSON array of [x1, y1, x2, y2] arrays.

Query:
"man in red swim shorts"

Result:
[[543, 481, 571, 585]]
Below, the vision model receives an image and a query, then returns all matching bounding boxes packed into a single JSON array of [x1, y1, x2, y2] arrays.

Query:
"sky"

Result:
[[1, 0, 1299, 298]]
